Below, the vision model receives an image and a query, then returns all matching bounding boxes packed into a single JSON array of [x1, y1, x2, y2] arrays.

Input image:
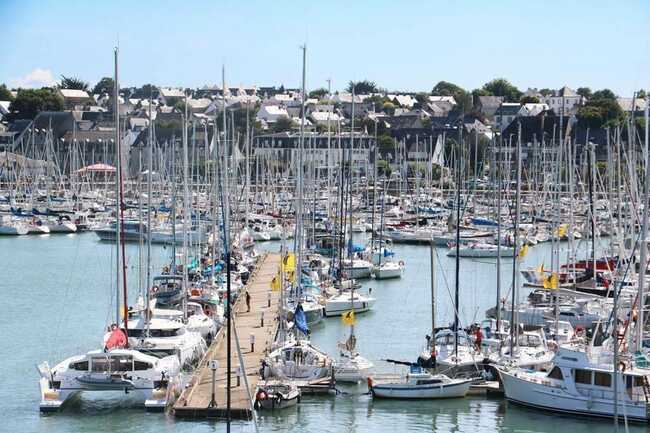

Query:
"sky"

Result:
[[1, 0, 649, 96]]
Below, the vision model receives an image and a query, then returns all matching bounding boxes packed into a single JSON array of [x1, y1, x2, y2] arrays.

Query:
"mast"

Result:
[[636, 96, 650, 351], [146, 96, 153, 336], [453, 123, 462, 357], [113, 47, 121, 326], [295, 45, 306, 294], [509, 121, 522, 356], [182, 92, 190, 319], [495, 132, 502, 334]]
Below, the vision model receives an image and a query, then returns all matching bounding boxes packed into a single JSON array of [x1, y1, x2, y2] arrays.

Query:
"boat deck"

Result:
[[173, 252, 281, 419]]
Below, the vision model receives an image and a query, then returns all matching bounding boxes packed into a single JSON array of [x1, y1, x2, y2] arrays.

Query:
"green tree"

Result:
[[0, 84, 13, 101], [92, 77, 114, 95], [59, 75, 89, 91], [482, 78, 522, 102], [272, 115, 295, 132], [636, 89, 647, 99], [131, 84, 159, 99], [520, 95, 540, 104], [592, 89, 617, 100], [377, 134, 395, 156], [415, 92, 429, 106], [577, 89, 624, 128], [347, 80, 379, 94], [539, 88, 554, 97], [309, 88, 328, 99], [382, 101, 395, 115], [576, 87, 592, 99], [7, 88, 64, 120], [432, 81, 472, 113]]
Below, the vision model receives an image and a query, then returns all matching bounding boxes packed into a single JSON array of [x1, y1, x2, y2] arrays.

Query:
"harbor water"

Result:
[[1, 232, 643, 433]]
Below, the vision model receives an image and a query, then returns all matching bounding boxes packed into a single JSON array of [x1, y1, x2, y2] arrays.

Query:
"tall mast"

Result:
[[509, 121, 522, 355], [113, 47, 121, 325], [146, 96, 153, 336], [295, 44, 307, 295], [453, 123, 462, 357], [636, 96, 650, 351], [182, 91, 189, 319], [495, 132, 502, 334]]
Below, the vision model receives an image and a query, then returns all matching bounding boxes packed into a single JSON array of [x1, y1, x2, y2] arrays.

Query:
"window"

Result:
[[574, 369, 592, 385], [69, 360, 89, 371], [594, 372, 612, 387], [547, 366, 564, 380]]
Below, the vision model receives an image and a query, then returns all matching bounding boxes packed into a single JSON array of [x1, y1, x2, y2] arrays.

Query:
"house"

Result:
[[617, 97, 647, 113], [517, 103, 550, 117], [310, 111, 343, 127], [186, 98, 212, 113], [57, 89, 92, 110], [476, 96, 504, 119], [540, 86, 584, 115], [389, 94, 416, 108], [494, 103, 521, 130], [158, 87, 186, 106], [256, 105, 290, 124], [428, 96, 456, 116], [253, 131, 375, 174]]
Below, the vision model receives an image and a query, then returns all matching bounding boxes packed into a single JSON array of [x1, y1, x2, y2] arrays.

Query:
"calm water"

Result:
[[0, 232, 645, 433]]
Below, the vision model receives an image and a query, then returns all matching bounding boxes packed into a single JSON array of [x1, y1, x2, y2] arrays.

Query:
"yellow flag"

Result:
[[271, 274, 280, 291], [282, 253, 296, 273], [342, 310, 356, 326], [555, 224, 567, 238], [543, 272, 559, 290], [518, 244, 529, 260], [286, 270, 296, 284]]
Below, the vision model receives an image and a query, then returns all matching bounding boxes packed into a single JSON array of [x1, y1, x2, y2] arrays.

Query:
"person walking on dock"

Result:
[[245, 290, 251, 312]]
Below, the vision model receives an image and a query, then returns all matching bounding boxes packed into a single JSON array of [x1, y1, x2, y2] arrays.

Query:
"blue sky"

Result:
[[1, 0, 649, 96]]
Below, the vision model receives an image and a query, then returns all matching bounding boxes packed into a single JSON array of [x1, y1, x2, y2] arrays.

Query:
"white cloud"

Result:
[[10, 68, 57, 88]]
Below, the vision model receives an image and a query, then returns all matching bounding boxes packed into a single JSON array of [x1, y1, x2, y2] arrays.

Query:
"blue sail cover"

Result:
[[294, 304, 310, 335]]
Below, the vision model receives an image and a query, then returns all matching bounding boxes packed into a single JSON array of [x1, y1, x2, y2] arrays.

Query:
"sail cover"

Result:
[[294, 304, 310, 335]]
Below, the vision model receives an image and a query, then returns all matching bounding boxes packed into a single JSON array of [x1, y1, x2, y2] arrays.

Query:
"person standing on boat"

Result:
[[245, 290, 251, 312]]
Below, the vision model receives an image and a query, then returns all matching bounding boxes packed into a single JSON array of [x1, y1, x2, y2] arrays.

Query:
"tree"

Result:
[[347, 80, 379, 94], [272, 115, 294, 132], [520, 95, 540, 104], [309, 88, 328, 99], [482, 78, 522, 102], [377, 134, 395, 159], [539, 88, 554, 97], [7, 88, 64, 120], [431, 81, 472, 113], [382, 101, 395, 115], [92, 77, 114, 95], [0, 84, 13, 101], [415, 92, 429, 106], [59, 75, 89, 91], [636, 89, 647, 99], [131, 84, 159, 99], [576, 87, 592, 99], [592, 89, 617, 101], [577, 88, 624, 128]]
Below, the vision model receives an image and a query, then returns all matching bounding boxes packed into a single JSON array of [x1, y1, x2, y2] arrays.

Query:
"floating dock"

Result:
[[174, 252, 281, 419]]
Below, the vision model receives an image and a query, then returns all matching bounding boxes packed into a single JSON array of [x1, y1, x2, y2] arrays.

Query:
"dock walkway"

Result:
[[174, 252, 281, 419]]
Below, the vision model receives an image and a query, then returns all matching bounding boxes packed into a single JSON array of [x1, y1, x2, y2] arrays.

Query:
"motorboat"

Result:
[[498, 344, 650, 422], [264, 338, 332, 380], [368, 365, 472, 399], [324, 291, 375, 317], [254, 383, 300, 410]]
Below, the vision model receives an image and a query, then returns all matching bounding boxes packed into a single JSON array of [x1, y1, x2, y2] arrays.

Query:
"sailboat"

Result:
[[333, 310, 374, 383], [37, 49, 180, 413]]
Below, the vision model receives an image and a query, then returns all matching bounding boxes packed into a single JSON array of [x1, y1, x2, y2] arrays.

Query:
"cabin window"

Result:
[[594, 372, 612, 387], [626, 375, 645, 388], [69, 360, 89, 371], [547, 366, 563, 380], [134, 361, 153, 370], [574, 369, 592, 385], [91, 355, 133, 372]]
